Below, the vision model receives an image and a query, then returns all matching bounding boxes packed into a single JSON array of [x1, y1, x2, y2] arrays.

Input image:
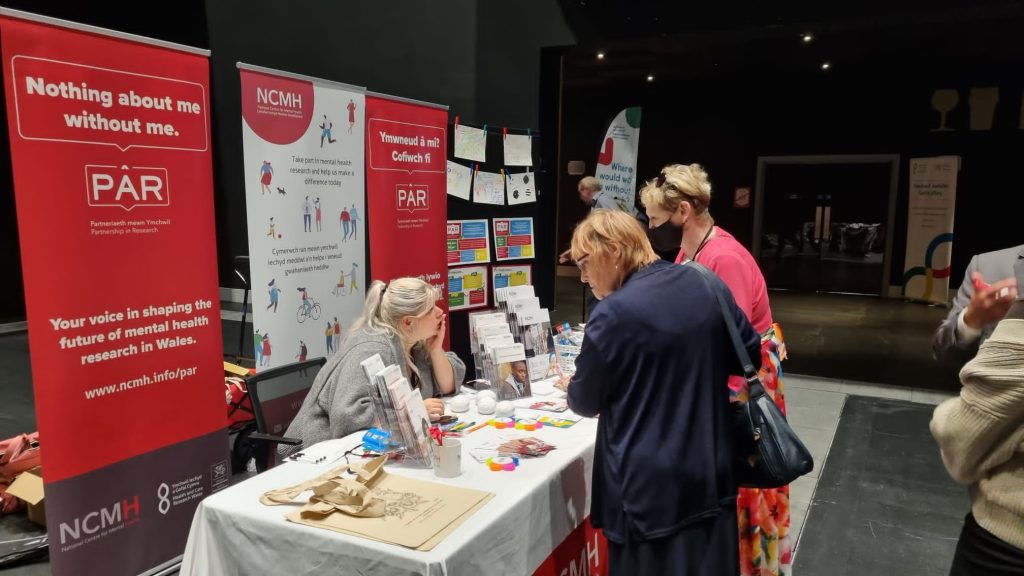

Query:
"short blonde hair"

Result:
[[578, 176, 601, 192], [571, 209, 658, 274], [640, 163, 713, 219]]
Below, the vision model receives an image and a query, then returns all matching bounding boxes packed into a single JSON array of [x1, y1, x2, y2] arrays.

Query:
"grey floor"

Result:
[[0, 281, 970, 574]]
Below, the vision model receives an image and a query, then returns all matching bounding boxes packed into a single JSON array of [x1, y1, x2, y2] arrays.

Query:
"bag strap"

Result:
[[685, 262, 759, 383]]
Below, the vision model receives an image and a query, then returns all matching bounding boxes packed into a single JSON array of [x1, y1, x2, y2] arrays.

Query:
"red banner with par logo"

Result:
[[1, 12, 227, 576], [365, 94, 448, 305]]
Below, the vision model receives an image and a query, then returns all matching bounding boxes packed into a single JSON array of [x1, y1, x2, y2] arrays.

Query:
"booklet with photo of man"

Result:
[[518, 308, 555, 382], [491, 342, 529, 400]]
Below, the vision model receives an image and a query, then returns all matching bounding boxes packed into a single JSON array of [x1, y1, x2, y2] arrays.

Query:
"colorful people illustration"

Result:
[[259, 161, 274, 195], [314, 197, 322, 232], [347, 205, 360, 240], [333, 317, 341, 351], [319, 115, 336, 147], [296, 340, 308, 362], [333, 268, 346, 296], [261, 334, 272, 367], [267, 217, 279, 239], [298, 287, 312, 316], [266, 279, 281, 312], [347, 262, 359, 294], [325, 321, 334, 353], [303, 196, 312, 232], [347, 100, 357, 133], [340, 207, 351, 240], [254, 329, 263, 365]]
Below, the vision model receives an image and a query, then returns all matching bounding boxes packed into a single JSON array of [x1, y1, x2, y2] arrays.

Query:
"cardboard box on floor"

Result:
[[7, 466, 45, 526]]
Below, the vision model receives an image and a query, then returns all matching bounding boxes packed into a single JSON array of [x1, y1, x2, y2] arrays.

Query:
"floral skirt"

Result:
[[733, 323, 792, 576]]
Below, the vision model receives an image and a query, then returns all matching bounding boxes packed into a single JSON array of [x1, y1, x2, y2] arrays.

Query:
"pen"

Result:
[[466, 422, 488, 433], [452, 421, 476, 431]]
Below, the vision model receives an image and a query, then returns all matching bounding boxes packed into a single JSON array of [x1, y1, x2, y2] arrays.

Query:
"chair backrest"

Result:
[[247, 358, 326, 438]]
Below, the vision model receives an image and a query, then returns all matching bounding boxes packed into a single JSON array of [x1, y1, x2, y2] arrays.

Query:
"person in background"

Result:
[[931, 257, 1024, 575], [559, 176, 632, 320], [932, 245, 1022, 367], [564, 209, 760, 575], [282, 277, 465, 457], [641, 163, 792, 576]]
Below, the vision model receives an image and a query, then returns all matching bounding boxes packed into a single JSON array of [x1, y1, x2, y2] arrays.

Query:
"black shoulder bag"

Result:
[[689, 263, 814, 488]]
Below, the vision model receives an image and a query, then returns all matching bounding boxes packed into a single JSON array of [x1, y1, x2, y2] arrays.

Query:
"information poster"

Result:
[[903, 156, 957, 304], [239, 64, 365, 369], [365, 94, 448, 308], [493, 217, 535, 261], [447, 219, 491, 266], [1, 11, 228, 575], [448, 265, 489, 311], [594, 107, 641, 214], [493, 265, 532, 290]]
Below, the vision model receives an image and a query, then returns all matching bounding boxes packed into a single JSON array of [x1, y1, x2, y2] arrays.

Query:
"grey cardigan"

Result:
[[280, 325, 466, 456]]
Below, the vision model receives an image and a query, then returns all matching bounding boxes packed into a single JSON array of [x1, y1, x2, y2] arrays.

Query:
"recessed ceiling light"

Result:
[[802, 33, 814, 43], [821, 61, 832, 70], [646, 74, 655, 82], [596, 51, 606, 60]]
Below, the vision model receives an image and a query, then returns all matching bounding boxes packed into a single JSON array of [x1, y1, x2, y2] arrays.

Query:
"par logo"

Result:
[[86, 164, 169, 211], [396, 183, 429, 213]]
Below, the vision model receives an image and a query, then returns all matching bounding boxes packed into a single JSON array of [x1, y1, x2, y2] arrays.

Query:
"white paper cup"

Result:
[[434, 439, 462, 478]]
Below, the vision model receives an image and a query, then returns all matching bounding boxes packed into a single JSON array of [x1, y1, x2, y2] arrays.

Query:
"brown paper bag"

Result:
[[261, 456, 494, 550]]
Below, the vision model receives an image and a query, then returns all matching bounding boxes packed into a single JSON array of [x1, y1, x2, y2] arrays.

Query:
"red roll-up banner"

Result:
[[365, 94, 448, 307], [1, 11, 228, 575]]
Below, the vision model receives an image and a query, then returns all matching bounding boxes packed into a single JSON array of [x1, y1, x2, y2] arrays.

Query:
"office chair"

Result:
[[245, 357, 326, 472]]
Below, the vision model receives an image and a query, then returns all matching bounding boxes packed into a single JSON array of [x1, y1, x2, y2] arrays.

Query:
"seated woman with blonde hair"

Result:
[[282, 277, 464, 456]]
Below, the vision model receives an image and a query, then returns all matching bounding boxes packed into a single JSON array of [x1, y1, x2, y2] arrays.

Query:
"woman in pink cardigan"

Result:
[[642, 163, 791, 576], [931, 258, 1024, 575]]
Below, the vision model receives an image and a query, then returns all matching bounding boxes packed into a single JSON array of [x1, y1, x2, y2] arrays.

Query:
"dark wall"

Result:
[[558, 17, 1024, 292], [0, 0, 209, 321]]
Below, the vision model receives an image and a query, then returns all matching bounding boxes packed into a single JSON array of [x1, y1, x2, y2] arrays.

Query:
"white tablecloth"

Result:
[[181, 400, 597, 576]]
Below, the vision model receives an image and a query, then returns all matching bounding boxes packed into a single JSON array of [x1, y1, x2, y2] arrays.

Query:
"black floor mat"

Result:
[[795, 396, 968, 575]]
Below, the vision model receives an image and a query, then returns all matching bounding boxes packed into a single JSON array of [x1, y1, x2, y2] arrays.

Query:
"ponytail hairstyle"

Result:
[[352, 277, 440, 379]]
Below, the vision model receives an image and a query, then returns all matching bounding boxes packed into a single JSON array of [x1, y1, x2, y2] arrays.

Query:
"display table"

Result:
[[180, 398, 600, 575]]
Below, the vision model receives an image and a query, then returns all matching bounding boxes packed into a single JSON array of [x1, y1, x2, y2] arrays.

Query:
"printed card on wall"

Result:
[[503, 134, 533, 166], [454, 124, 486, 162], [446, 160, 472, 201], [493, 217, 535, 261], [472, 169, 505, 205], [492, 265, 532, 290], [446, 219, 491, 266], [448, 265, 489, 311], [505, 171, 537, 205]]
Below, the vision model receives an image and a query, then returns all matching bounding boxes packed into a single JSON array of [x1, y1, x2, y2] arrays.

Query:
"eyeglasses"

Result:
[[575, 254, 590, 272], [654, 172, 703, 209]]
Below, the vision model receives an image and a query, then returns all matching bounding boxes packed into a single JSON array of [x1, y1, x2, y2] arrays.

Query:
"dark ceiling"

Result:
[[557, 0, 1024, 86]]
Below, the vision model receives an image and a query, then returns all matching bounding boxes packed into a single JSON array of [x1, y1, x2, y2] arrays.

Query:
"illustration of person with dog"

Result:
[[319, 115, 336, 147], [259, 160, 274, 194], [267, 217, 279, 239], [267, 279, 282, 312], [347, 100, 357, 133]]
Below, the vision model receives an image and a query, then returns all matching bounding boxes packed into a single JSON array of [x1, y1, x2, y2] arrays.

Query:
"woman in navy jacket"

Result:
[[565, 210, 760, 575]]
